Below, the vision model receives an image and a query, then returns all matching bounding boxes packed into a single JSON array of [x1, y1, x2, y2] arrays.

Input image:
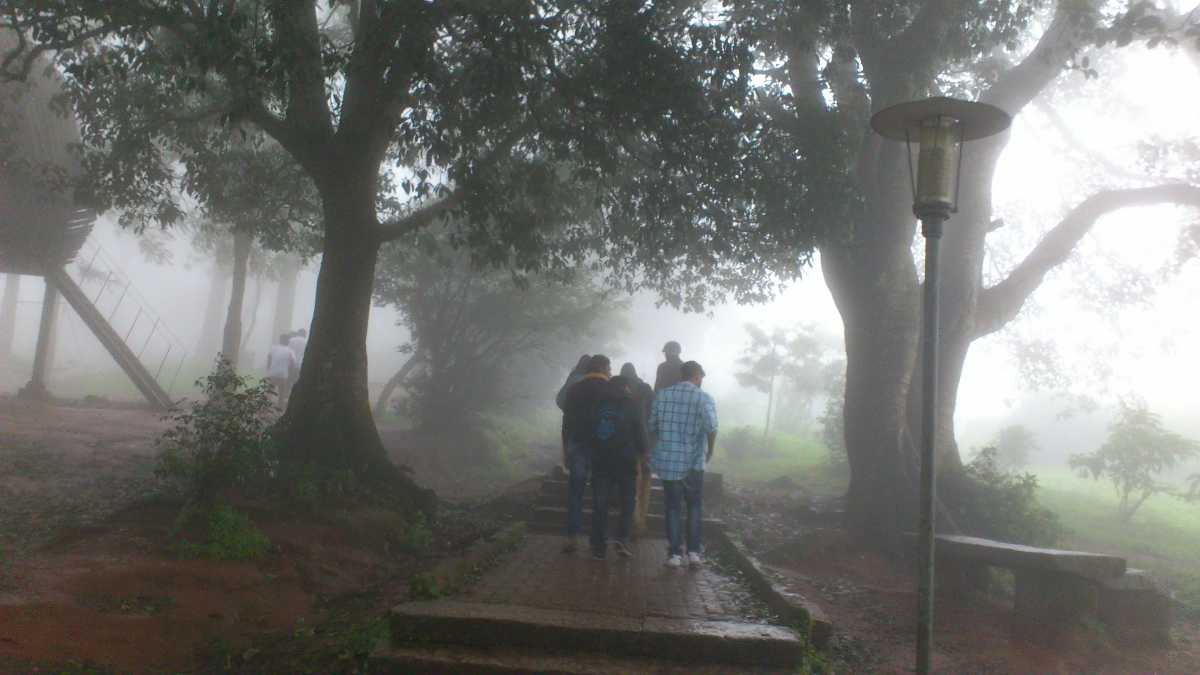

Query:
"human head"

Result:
[[619, 362, 637, 379], [680, 360, 705, 385], [586, 354, 611, 376], [278, 334, 290, 345], [573, 354, 592, 375], [663, 341, 681, 357], [609, 375, 633, 395]]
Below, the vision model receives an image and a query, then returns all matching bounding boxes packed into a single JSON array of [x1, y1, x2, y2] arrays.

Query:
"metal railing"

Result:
[[62, 240, 191, 396]]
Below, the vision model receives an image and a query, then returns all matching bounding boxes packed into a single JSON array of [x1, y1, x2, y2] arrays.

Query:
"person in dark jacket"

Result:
[[561, 354, 612, 554], [589, 374, 648, 559], [556, 354, 591, 468], [654, 341, 684, 392], [619, 362, 655, 537]]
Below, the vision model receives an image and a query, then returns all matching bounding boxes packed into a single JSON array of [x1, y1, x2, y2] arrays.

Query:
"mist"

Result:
[[3, 2, 1200, 672]]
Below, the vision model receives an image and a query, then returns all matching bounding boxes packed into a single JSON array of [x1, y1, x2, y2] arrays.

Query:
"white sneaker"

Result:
[[665, 554, 683, 568], [688, 552, 702, 568]]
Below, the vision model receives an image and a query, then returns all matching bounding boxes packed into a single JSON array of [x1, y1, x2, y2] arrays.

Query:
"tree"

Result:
[[373, 230, 624, 435], [735, 322, 833, 437], [734, 324, 791, 439], [991, 424, 1040, 471], [5, 2, 828, 504], [1069, 402, 1199, 522], [728, 0, 1200, 540]]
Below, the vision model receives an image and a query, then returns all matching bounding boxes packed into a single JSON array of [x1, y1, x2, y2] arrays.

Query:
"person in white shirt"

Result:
[[286, 326, 307, 367], [267, 333, 298, 409]]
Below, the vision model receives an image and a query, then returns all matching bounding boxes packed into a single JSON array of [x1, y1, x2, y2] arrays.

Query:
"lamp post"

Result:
[[870, 97, 1011, 675]]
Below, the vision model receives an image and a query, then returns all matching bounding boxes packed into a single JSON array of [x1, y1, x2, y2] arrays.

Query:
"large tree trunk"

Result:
[[0, 273, 20, 363], [221, 228, 252, 368], [279, 183, 433, 512], [821, 137, 924, 544], [196, 260, 230, 365], [271, 255, 302, 340]]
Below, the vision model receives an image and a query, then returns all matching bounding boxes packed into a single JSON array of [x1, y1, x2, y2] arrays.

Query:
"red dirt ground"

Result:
[[0, 400, 429, 672]]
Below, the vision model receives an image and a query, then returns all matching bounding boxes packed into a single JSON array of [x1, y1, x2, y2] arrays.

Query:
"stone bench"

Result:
[[934, 534, 1170, 647]]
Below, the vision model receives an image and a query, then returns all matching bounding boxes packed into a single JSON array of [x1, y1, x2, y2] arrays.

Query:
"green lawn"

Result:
[[709, 430, 847, 497], [1030, 466, 1200, 616]]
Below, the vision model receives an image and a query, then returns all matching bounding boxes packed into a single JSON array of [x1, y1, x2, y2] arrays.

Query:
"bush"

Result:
[[945, 447, 1063, 546], [721, 425, 769, 458], [182, 505, 270, 561], [399, 512, 434, 555], [155, 358, 277, 504]]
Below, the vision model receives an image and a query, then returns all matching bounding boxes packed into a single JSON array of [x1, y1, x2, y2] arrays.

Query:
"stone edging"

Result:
[[708, 525, 833, 648]]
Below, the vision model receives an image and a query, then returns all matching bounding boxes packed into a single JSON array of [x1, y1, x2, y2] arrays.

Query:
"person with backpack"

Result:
[[650, 360, 718, 568], [590, 373, 648, 559], [556, 354, 591, 469], [618, 362, 655, 538], [561, 354, 613, 554]]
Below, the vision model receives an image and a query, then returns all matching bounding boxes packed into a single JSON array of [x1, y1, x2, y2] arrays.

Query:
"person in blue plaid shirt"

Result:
[[649, 360, 717, 568]]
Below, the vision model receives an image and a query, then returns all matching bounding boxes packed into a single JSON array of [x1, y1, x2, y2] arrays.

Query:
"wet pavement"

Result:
[[462, 533, 766, 623]]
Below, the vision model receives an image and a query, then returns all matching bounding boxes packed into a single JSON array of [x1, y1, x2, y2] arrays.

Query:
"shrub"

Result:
[[945, 447, 1063, 546], [721, 425, 769, 458], [399, 512, 434, 555], [182, 505, 270, 561], [155, 358, 277, 504]]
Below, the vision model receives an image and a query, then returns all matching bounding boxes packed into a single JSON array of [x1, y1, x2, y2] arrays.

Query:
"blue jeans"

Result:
[[590, 469, 635, 555], [662, 470, 703, 557], [566, 449, 591, 537]]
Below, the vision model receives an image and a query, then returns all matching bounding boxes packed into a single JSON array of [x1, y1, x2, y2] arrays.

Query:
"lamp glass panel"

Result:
[[915, 115, 963, 212]]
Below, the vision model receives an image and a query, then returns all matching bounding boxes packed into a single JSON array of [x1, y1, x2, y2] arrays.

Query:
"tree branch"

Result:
[[974, 184, 1200, 338], [981, 1, 1084, 114], [268, 1, 333, 142], [375, 119, 535, 241]]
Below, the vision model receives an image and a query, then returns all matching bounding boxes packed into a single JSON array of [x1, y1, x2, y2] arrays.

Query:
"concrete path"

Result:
[[376, 533, 805, 673]]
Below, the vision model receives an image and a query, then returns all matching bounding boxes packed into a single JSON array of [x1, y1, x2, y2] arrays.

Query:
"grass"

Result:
[[1030, 465, 1200, 615], [709, 430, 847, 497]]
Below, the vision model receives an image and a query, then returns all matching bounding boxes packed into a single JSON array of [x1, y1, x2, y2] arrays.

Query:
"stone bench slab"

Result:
[[935, 534, 1126, 580]]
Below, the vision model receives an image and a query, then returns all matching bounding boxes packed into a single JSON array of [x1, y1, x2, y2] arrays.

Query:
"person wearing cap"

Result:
[[649, 360, 718, 568], [654, 341, 684, 393]]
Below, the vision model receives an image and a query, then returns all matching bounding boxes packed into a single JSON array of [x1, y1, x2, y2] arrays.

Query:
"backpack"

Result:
[[589, 391, 629, 456]]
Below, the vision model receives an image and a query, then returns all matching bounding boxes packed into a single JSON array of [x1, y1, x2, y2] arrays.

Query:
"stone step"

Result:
[[542, 479, 664, 496], [536, 492, 666, 514], [387, 600, 804, 669], [527, 506, 722, 535], [371, 643, 793, 674]]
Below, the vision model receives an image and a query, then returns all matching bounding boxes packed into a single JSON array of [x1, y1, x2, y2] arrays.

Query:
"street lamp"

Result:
[[870, 96, 1011, 675]]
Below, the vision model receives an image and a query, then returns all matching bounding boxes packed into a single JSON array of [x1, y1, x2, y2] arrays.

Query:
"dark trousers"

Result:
[[590, 468, 636, 555], [565, 448, 590, 537], [662, 469, 703, 557]]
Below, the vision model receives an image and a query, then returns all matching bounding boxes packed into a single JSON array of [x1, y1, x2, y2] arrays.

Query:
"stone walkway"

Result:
[[464, 533, 766, 623], [378, 532, 805, 672]]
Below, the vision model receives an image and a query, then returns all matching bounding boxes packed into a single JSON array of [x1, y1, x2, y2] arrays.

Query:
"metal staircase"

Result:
[[49, 240, 188, 410]]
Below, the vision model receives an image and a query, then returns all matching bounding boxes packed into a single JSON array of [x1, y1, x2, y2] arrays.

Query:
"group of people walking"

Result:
[[557, 341, 718, 568], [265, 328, 307, 408]]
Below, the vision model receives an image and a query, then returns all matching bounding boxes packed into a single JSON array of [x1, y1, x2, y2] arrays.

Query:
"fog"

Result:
[[7, 44, 1197, 447], [2, 3, 1200, 667]]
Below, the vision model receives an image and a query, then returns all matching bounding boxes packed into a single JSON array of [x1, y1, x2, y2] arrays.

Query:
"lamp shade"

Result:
[[869, 97, 1011, 142], [871, 97, 1012, 219]]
